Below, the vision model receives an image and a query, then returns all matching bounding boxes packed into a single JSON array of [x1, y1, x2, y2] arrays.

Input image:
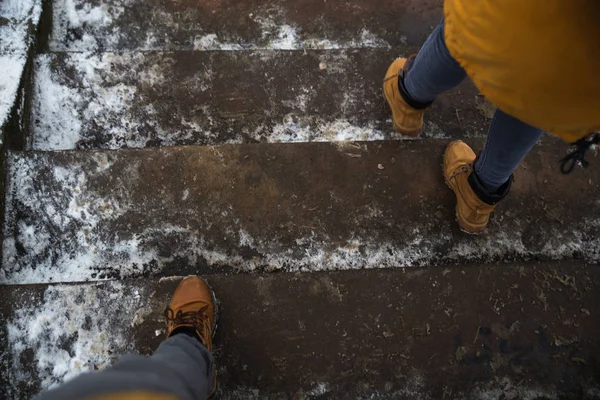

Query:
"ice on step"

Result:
[[50, 1, 392, 52], [29, 49, 458, 151], [3, 146, 600, 285], [0, 0, 42, 132], [5, 282, 144, 394]]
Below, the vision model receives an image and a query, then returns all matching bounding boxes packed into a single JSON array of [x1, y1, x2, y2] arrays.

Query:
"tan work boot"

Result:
[[443, 141, 512, 234], [383, 56, 432, 136], [165, 276, 218, 398]]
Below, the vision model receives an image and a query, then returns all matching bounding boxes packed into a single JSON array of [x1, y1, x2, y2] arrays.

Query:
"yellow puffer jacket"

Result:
[[444, 0, 600, 143]]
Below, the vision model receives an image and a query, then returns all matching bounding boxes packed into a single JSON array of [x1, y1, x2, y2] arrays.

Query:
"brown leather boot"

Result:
[[165, 276, 218, 398], [443, 141, 511, 234], [383, 56, 432, 136]]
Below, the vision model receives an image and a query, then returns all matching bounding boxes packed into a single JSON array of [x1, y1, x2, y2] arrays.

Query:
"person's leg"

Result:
[[444, 109, 544, 233], [383, 19, 467, 135], [34, 334, 213, 400], [475, 108, 544, 191], [402, 20, 468, 103]]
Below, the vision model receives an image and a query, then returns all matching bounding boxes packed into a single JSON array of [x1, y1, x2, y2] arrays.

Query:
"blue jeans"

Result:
[[34, 334, 213, 400], [404, 21, 544, 192]]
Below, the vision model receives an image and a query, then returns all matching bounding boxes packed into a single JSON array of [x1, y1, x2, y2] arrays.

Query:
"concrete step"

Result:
[[0, 0, 42, 143], [3, 140, 599, 285], [29, 49, 486, 151], [48, 0, 442, 52], [1, 264, 599, 399]]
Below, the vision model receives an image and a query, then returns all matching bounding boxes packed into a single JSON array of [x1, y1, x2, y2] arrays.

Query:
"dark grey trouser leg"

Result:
[[34, 334, 213, 400]]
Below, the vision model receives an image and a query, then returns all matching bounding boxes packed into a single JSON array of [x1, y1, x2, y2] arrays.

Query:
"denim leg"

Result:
[[34, 334, 213, 400], [475, 108, 544, 191], [403, 19, 467, 103]]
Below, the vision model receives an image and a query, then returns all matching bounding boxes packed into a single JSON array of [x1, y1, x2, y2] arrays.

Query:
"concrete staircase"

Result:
[[1, 1, 600, 399]]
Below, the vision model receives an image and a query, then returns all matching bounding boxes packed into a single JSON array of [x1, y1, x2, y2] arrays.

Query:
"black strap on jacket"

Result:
[[560, 132, 600, 174]]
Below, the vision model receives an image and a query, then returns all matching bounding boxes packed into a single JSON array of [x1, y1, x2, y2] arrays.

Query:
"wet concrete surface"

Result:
[[4, 139, 600, 284], [48, 0, 443, 52], [30, 49, 486, 150], [1, 263, 599, 399], [3, 1, 600, 398]]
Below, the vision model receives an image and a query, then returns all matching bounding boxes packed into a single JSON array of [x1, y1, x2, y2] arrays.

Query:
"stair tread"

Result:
[[0, 0, 41, 130], [5, 1, 599, 399], [30, 50, 487, 151], [49, 0, 441, 52], [3, 140, 599, 285], [2, 264, 599, 399]]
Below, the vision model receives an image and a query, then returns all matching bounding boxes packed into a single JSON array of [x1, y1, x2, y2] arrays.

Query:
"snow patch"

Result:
[[6, 282, 143, 391], [31, 52, 231, 150], [254, 18, 390, 50], [249, 117, 386, 143], [51, 3, 391, 52], [62, 0, 112, 28], [0, 0, 42, 130], [0, 56, 27, 131], [303, 382, 331, 396], [193, 34, 243, 51], [253, 15, 390, 50], [219, 377, 563, 400], [4, 146, 600, 284], [191, 25, 390, 51], [31, 50, 442, 150], [248, 117, 447, 143], [50, 0, 121, 52], [1, 153, 160, 284], [4, 197, 599, 285], [32, 55, 83, 150], [470, 378, 557, 400], [31, 53, 147, 150], [29, 49, 457, 151], [263, 23, 299, 50], [352, 28, 391, 49]]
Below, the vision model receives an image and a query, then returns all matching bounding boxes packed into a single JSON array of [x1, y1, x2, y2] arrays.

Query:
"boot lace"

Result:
[[560, 133, 600, 174], [384, 70, 401, 83], [383, 55, 416, 83], [446, 163, 472, 183], [164, 307, 210, 339], [446, 163, 487, 216]]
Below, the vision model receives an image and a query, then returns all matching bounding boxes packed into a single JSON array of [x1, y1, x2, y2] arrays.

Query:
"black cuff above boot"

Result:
[[398, 73, 434, 110], [468, 169, 512, 206]]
